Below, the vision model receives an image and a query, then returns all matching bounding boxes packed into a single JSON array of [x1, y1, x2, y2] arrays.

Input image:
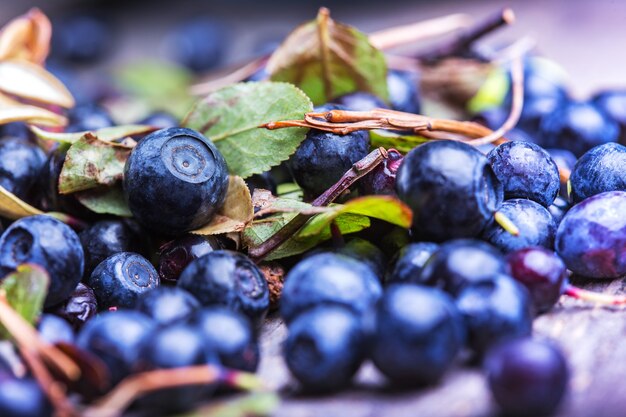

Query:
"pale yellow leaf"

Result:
[[0, 60, 74, 108]]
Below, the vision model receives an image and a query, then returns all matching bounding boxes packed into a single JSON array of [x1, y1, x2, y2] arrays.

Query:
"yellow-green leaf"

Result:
[[0, 185, 43, 220], [75, 186, 132, 217], [30, 124, 155, 145]]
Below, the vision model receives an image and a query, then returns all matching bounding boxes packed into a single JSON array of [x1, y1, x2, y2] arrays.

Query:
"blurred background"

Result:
[[1, 0, 624, 97]]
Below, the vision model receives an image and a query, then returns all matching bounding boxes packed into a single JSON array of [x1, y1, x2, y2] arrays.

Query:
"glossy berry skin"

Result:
[[245, 171, 277, 196], [593, 89, 626, 143], [136, 287, 200, 326], [138, 111, 179, 129], [285, 305, 366, 392], [507, 247, 568, 313], [336, 238, 387, 281], [370, 285, 464, 386], [134, 324, 219, 412], [569, 142, 626, 203], [487, 141, 560, 207], [77, 311, 155, 386], [289, 128, 370, 199], [548, 196, 569, 225], [65, 103, 114, 133], [38, 314, 74, 345], [86, 252, 160, 310], [0, 138, 45, 200], [420, 239, 508, 295], [0, 122, 32, 141], [178, 250, 269, 324], [386, 242, 439, 285], [396, 140, 503, 241], [51, 14, 110, 63], [555, 191, 626, 278], [482, 199, 556, 253], [79, 220, 144, 277], [333, 92, 388, 111], [166, 18, 226, 73], [123, 127, 229, 235], [387, 69, 420, 114], [485, 338, 569, 417], [0, 215, 84, 307], [50, 283, 97, 330], [280, 253, 382, 324], [158, 234, 222, 282], [0, 376, 52, 417], [456, 274, 533, 356], [191, 307, 259, 372], [358, 149, 403, 196], [540, 101, 619, 157]]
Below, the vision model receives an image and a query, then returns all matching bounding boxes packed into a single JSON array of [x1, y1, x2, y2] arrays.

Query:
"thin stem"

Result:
[[191, 55, 269, 96], [564, 284, 626, 306], [317, 7, 333, 102], [248, 148, 388, 261], [494, 211, 520, 236]]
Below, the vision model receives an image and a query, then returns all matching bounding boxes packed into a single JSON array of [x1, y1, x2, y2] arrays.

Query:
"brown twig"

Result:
[[191, 55, 269, 96], [248, 148, 388, 261], [418, 8, 515, 61]]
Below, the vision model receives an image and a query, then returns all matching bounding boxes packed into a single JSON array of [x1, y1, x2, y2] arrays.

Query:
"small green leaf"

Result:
[[59, 133, 131, 194], [191, 176, 254, 235], [183, 82, 313, 178], [75, 186, 132, 217], [298, 195, 412, 237], [30, 124, 155, 145], [0, 264, 49, 338], [176, 392, 280, 417], [467, 66, 510, 114], [0, 185, 44, 220], [267, 8, 388, 105], [369, 130, 429, 154]]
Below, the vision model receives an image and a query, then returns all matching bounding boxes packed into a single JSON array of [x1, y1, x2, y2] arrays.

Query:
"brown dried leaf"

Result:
[[0, 59, 74, 108], [0, 94, 66, 126], [0, 8, 51, 64]]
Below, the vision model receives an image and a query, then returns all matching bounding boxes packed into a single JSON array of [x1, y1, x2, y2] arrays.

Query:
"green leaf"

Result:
[[115, 61, 195, 119], [191, 176, 254, 235], [267, 8, 388, 105], [0, 264, 49, 338], [75, 186, 132, 217], [59, 133, 131, 194], [298, 195, 412, 237], [369, 130, 429, 154], [467, 66, 510, 114], [175, 392, 280, 417], [30, 124, 155, 145], [0, 185, 43, 220], [183, 82, 312, 178]]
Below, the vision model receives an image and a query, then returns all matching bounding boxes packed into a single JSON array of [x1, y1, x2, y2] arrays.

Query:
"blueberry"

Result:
[[49, 283, 97, 330], [134, 324, 219, 412], [280, 252, 382, 324], [387, 69, 420, 114], [65, 103, 115, 133], [123, 127, 229, 235], [485, 338, 569, 417], [396, 140, 503, 241], [245, 172, 277, 196], [158, 234, 223, 282], [166, 18, 227, 73], [0, 138, 45, 200], [487, 141, 559, 207], [285, 305, 366, 392], [136, 287, 200, 326], [456, 274, 533, 356], [370, 284, 464, 386], [191, 307, 259, 372], [335, 238, 387, 281], [540, 100, 619, 157], [289, 125, 370, 199], [332, 92, 388, 111], [0, 376, 52, 417], [138, 111, 179, 129], [548, 148, 577, 199], [177, 250, 269, 324], [593, 89, 626, 144], [51, 14, 111, 64], [555, 191, 626, 278], [0, 122, 32, 142], [77, 310, 155, 387], [87, 252, 159, 310], [386, 242, 439, 285], [79, 220, 145, 277], [507, 247, 568, 313], [548, 196, 570, 225], [482, 199, 556, 253], [38, 314, 74, 345], [419, 239, 508, 295], [0, 215, 84, 307], [358, 149, 403, 197], [570, 142, 626, 203]]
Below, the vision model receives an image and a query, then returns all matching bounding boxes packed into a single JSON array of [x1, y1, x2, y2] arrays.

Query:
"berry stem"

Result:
[[494, 211, 520, 236], [563, 284, 626, 306], [248, 148, 388, 261]]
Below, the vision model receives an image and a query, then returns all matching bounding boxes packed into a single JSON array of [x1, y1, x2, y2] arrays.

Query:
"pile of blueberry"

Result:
[[1, 7, 626, 417]]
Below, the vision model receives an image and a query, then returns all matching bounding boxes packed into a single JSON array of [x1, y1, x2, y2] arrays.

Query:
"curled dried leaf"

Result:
[[0, 94, 66, 126], [0, 8, 51, 64]]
